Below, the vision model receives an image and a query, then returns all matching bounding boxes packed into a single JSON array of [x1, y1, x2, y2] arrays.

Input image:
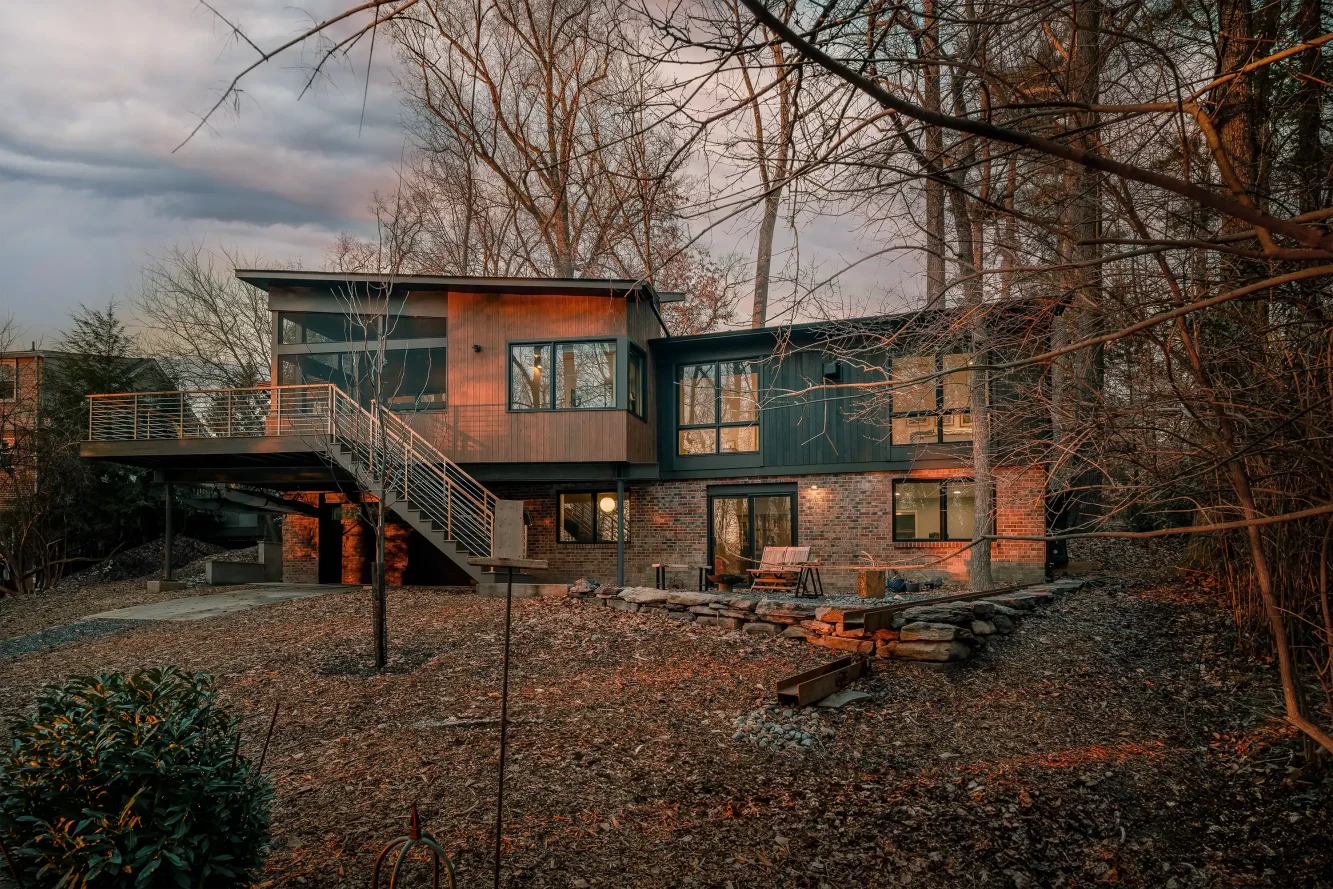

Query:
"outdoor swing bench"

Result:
[[747, 546, 825, 598]]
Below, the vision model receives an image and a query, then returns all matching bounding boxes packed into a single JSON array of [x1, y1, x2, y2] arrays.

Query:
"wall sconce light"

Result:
[[472, 344, 482, 353], [809, 484, 819, 491]]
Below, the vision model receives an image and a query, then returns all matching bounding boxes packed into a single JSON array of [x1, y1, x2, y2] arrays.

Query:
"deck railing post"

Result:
[[87, 397, 93, 440], [179, 393, 185, 438], [133, 395, 139, 440], [275, 387, 282, 434]]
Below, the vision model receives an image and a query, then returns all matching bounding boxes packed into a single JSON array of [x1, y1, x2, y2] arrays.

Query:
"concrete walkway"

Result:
[[88, 584, 358, 622]]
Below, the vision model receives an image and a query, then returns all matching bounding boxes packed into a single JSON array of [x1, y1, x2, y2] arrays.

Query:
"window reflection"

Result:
[[678, 360, 759, 455]]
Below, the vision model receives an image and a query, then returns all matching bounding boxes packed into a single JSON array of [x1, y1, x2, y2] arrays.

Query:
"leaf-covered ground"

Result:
[[1, 577, 1330, 888]]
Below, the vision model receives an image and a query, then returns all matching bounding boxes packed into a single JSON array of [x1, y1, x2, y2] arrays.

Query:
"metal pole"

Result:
[[493, 564, 514, 889], [616, 479, 625, 586], [163, 483, 174, 581]]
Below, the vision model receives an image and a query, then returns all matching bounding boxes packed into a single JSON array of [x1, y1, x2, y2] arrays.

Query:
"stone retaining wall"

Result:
[[560, 577, 1088, 663]]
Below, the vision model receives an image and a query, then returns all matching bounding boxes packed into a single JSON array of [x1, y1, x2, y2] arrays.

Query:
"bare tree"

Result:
[[137, 244, 285, 389]]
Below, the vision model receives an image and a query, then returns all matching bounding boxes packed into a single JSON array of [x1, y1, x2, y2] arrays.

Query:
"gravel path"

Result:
[[0, 618, 147, 662]]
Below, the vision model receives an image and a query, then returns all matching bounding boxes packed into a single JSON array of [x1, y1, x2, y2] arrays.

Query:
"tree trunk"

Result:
[[922, 0, 946, 309], [752, 192, 781, 328]]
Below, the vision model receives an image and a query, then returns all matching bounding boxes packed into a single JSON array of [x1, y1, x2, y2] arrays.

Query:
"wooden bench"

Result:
[[747, 546, 824, 597]]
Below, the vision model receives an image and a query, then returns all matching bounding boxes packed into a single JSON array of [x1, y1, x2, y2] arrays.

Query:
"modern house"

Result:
[[79, 272, 1048, 591]]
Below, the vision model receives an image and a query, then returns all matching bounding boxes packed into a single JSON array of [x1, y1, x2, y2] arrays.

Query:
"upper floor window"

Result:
[[509, 340, 616, 411], [677, 360, 759, 455], [277, 346, 447, 410], [278, 311, 447, 345], [891, 353, 975, 445], [0, 360, 16, 402], [628, 347, 646, 419]]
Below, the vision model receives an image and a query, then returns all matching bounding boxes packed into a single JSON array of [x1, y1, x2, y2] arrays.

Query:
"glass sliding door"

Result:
[[708, 489, 795, 581], [711, 496, 749, 577]]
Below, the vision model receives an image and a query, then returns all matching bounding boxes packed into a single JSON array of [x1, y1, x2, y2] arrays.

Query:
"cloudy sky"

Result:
[[1, 1, 408, 343], [1, 1, 917, 345]]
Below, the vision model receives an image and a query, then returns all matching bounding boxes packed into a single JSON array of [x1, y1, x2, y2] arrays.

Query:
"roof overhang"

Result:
[[234, 270, 684, 303]]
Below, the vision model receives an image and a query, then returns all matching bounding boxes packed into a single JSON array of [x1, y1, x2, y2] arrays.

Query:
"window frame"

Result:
[[891, 478, 980, 542], [272, 310, 449, 411], [627, 344, 647, 420], [507, 337, 621, 413], [0, 359, 16, 403], [889, 352, 978, 446], [706, 484, 798, 578], [556, 489, 629, 545], [675, 358, 762, 457]]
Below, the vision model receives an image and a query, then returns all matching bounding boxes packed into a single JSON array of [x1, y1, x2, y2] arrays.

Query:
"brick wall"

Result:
[[342, 502, 371, 585], [282, 493, 320, 584], [0, 356, 42, 510], [489, 464, 1049, 593]]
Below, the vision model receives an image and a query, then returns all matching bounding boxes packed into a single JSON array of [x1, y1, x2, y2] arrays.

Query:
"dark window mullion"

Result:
[[713, 360, 723, 453], [939, 482, 949, 541]]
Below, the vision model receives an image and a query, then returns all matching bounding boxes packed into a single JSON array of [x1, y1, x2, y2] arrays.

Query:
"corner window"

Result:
[[559, 491, 628, 543], [0, 360, 15, 402], [279, 311, 377, 344], [893, 479, 976, 541], [510, 341, 617, 411], [628, 347, 646, 419], [277, 347, 447, 410], [891, 353, 975, 444], [677, 360, 759, 455]]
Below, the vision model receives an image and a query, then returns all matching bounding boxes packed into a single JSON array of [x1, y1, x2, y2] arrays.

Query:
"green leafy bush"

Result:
[[0, 667, 272, 887]]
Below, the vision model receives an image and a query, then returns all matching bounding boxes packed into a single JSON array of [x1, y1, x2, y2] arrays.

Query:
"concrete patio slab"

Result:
[[87, 584, 358, 622]]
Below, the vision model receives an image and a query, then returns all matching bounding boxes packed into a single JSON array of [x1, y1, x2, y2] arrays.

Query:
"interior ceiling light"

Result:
[[599, 495, 617, 514]]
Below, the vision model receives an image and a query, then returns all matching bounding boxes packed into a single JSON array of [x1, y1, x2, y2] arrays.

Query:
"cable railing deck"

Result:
[[87, 384, 494, 557]]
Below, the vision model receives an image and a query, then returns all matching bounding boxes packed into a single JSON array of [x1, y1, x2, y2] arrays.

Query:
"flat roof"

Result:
[[234, 270, 685, 303]]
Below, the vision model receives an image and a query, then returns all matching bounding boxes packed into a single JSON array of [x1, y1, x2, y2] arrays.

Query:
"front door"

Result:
[[709, 489, 795, 581]]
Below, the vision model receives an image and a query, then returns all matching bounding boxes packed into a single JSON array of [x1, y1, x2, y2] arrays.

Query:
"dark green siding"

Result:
[[760, 350, 890, 467]]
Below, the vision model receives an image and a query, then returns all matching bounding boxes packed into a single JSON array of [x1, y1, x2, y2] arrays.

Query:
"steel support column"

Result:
[[616, 478, 625, 587]]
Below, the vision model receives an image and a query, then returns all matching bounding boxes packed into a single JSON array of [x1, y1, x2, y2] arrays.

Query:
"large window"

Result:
[[677, 360, 760, 455], [277, 346, 448, 410], [0, 360, 15, 402], [275, 310, 448, 410], [278, 311, 448, 345], [891, 353, 975, 445], [559, 491, 628, 543], [510, 340, 616, 411], [893, 479, 977, 541]]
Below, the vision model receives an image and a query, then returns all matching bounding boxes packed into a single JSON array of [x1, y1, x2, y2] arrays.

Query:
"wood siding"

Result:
[[426, 291, 632, 464], [626, 298, 660, 464]]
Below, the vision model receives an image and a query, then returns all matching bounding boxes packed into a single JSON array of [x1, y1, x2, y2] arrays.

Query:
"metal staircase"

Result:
[[327, 387, 496, 582], [86, 384, 498, 582]]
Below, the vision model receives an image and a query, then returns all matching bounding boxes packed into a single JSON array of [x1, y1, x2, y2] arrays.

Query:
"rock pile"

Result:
[[564, 578, 1090, 663], [731, 706, 836, 753]]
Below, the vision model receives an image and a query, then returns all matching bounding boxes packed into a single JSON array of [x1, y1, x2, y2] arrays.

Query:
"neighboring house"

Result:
[[1, 350, 173, 509], [80, 272, 1048, 590]]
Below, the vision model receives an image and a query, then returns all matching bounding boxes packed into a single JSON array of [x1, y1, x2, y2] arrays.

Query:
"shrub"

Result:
[[0, 667, 272, 887]]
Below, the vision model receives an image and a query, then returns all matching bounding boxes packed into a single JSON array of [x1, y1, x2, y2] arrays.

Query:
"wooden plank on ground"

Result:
[[775, 656, 867, 706]]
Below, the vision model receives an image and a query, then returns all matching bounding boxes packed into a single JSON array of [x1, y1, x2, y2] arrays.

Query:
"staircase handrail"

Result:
[[326, 387, 494, 557]]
